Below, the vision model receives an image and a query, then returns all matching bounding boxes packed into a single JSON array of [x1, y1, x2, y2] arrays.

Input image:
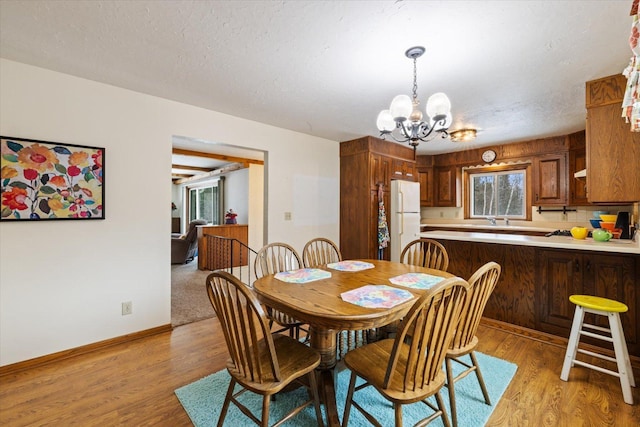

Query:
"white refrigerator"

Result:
[[390, 179, 421, 262]]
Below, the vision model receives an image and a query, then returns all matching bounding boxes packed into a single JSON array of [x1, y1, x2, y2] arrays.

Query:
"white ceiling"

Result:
[[0, 0, 634, 157]]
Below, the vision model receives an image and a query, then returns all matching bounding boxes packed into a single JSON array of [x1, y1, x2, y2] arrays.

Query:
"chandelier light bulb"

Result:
[[376, 110, 395, 132], [389, 94, 412, 121], [426, 92, 451, 118]]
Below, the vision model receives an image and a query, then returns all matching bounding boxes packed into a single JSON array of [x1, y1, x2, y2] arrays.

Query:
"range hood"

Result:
[[574, 168, 586, 178]]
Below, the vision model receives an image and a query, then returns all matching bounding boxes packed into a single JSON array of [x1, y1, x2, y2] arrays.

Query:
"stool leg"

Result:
[[613, 316, 636, 389], [609, 313, 634, 405], [561, 305, 584, 381]]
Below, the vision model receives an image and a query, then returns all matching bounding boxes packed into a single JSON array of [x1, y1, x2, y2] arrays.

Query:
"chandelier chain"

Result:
[[412, 57, 419, 103]]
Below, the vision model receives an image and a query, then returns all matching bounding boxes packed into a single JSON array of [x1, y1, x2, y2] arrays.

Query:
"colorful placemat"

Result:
[[340, 285, 414, 308], [326, 260, 375, 272], [274, 268, 331, 283], [388, 273, 446, 290]]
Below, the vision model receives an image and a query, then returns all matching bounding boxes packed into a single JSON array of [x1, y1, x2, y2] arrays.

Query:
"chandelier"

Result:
[[376, 46, 452, 149]]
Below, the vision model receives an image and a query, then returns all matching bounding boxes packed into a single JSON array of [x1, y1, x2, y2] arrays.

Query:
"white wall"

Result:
[[0, 59, 340, 366], [223, 168, 249, 224]]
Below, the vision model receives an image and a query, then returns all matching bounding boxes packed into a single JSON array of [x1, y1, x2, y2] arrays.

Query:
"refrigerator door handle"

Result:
[[398, 189, 404, 214], [398, 212, 404, 236]]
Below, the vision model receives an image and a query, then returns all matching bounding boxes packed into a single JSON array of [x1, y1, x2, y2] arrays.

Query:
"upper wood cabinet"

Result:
[[392, 159, 416, 181], [370, 153, 392, 190], [586, 74, 640, 203], [434, 165, 460, 207], [568, 131, 590, 206], [532, 153, 567, 206], [416, 155, 434, 206], [418, 167, 434, 206]]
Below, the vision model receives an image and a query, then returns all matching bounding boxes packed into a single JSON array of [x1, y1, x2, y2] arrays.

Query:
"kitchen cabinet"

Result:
[[433, 238, 639, 358], [392, 159, 416, 181], [586, 74, 640, 203], [568, 130, 590, 206], [569, 148, 589, 205], [434, 165, 460, 207], [416, 155, 434, 207], [537, 249, 638, 354], [340, 136, 416, 260], [418, 167, 434, 206], [438, 240, 536, 328], [370, 153, 392, 190], [532, 153, 567, 205]]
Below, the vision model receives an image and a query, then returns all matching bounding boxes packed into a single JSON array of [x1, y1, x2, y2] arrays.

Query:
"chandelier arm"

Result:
[[379, 131, 411, 144]]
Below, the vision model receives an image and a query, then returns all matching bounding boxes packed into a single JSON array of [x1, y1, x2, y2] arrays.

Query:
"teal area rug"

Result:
[[175, 352, 517, 426]]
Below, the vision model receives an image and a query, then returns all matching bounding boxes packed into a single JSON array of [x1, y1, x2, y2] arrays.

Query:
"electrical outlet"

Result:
[[284, 212, 292, 221], [122, 301, 132, 316]]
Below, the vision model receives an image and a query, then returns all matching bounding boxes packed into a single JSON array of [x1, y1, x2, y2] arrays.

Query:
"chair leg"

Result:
[[561, 305, 585, 381], [435, 391, 451, 427], [445, 357, 458, 427], [394, 402, 403, 427], [217, 378, 236, 427], [609, 312, 635, 405], [470, 351, 491, 405], [261, 394, 270, 427], [307, 371, 324, 427], [341, 371, 357, 427]]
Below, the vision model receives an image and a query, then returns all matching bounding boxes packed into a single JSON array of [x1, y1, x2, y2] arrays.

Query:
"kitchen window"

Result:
[[466, 165, 529, 220]]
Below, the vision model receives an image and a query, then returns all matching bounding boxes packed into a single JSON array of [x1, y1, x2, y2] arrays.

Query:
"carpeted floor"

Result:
[[171, 258, 216, 327], [175, 352, 517, 427]]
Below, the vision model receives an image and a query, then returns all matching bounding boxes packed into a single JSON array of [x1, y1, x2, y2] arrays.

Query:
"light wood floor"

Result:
[[1, 318, 638, 426]]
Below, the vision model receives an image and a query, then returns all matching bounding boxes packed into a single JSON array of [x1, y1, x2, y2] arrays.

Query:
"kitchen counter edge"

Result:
[[418, 230, 640, 254]]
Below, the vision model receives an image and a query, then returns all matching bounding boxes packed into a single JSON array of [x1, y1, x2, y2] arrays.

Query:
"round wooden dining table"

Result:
[[253, 259, 454, 427]]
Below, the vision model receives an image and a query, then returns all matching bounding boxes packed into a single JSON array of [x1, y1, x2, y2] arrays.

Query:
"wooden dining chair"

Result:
[[342, 276, 470, 427], [254, 242, 306, 339], [445, 261, 502, 427], [400, 238, 450, 272], [302, 237, 342, 268], [206, 271, 324, 427]]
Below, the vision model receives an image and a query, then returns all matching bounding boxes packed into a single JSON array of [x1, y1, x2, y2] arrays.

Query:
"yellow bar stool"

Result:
[[560, 295, 635, 405]]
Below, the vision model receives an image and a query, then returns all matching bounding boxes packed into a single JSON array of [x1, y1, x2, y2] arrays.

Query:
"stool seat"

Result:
[[561, 294, 635, 405], [569, 295, 628, 313]]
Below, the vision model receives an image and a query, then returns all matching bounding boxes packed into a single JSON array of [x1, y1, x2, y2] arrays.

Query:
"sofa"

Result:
[[171, 219, 208, 264]]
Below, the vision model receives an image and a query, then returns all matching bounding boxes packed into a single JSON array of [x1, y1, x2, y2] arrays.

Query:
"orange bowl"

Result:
[[599, 214, 618, 223], [611, 229, 622, 239], [600, 221, 616, 231]]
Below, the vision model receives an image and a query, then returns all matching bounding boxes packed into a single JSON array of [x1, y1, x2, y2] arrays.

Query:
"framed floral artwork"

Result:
[[1, 136, 104, 221]]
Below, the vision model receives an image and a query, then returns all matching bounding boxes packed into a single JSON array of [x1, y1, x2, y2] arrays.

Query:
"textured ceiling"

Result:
[[0, 0, 634, 155]]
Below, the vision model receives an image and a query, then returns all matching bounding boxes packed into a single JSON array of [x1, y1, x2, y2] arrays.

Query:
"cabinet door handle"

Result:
[[585, 260, 591, 272], [575, 259, 580, 272]]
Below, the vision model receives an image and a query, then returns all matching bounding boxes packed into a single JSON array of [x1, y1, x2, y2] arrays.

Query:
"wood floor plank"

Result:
[[1, 318, 638, 426]]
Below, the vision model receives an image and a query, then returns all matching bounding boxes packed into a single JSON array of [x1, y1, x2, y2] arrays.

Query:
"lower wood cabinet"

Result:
[[439, 240, 536, 329], [435, 239, 639, 357], [536, 249, 638, 354]]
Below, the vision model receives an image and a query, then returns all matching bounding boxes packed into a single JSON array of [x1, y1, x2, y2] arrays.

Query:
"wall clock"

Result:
[[482, 149, 496, 163]]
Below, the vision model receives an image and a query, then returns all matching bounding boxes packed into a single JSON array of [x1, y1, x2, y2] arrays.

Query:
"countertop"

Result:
[[420, 223, 556, 233], [418, 230, 640, 254]]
